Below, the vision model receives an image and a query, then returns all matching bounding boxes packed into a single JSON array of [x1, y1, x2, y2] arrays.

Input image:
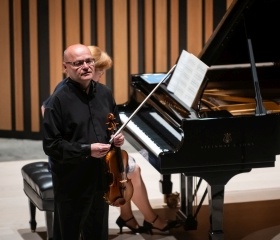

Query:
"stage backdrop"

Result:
[[0, 0, 233, 139]]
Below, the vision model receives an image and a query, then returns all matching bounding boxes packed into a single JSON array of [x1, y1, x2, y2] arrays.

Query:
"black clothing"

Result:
[[42, 78, 67, 110], [43, 78, 119, 240]]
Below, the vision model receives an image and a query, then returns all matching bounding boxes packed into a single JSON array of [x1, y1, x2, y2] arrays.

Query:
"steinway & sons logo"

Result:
[[223, 133, 232, 143], [200, 132, 255, 149]]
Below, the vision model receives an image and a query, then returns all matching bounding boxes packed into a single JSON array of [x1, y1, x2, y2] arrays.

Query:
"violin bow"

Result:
[[109, 64, 177, 144]]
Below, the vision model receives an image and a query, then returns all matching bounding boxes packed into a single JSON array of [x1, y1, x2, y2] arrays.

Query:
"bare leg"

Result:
[[120, 164, 169, 229]]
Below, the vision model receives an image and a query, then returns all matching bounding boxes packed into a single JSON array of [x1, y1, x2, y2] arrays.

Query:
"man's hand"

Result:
[[90, 143, 111, 158], [112, 132, 125, 147]]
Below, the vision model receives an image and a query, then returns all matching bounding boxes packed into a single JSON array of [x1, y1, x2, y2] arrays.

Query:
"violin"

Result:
[[104, 113, 134, 206]]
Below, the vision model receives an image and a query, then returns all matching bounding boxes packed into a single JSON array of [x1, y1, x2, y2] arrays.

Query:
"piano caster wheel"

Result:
[[209, 230, 224, 240], [165, 192, 180, 208]]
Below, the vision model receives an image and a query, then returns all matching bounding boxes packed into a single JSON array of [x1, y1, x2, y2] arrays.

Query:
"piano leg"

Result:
[[176, 170, 250, 239], [159, 174, 173, 203], [207, 184, 225, 240], [177, 174, 198, 230]]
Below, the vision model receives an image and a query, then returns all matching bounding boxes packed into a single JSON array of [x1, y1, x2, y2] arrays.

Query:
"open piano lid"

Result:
[[199, 0, 280, 66], [160, 0, 280, 176], [195, 0, 280, 115]]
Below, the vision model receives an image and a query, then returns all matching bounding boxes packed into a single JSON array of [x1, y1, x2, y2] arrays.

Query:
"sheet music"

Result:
[[167, 50, 209, 108]]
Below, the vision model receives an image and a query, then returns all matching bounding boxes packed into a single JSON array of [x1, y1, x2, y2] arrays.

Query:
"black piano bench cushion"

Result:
[[21, 161, 54, 211], [21, 161, 54, 239]]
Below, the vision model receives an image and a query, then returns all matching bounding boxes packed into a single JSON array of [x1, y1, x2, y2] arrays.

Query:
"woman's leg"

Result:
[[121, 164, 170, 229]]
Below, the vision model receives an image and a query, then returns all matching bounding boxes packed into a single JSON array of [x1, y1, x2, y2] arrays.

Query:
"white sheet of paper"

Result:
[[167, 50, 209, 108]]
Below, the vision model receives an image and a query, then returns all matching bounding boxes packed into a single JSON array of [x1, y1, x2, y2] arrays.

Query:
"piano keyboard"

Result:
[[119, 111, 182, 156]]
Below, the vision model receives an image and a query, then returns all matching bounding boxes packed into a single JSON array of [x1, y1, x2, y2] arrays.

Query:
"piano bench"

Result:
[[21, 161, 54, 240]]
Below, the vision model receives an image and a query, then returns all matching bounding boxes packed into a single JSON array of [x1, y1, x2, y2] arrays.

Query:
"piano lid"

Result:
[[198, 0, 280, 66]]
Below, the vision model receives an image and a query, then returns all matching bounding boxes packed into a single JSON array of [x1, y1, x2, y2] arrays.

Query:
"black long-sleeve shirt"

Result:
[[42, 78, 120, 165]]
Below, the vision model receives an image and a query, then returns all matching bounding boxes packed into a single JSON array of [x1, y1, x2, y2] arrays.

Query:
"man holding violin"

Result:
[[42, 43, 124, 240]]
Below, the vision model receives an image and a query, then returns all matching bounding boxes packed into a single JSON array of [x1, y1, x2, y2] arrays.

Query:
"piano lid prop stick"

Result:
[[209, 62, 276, 70], [109, 64, 177, 144]]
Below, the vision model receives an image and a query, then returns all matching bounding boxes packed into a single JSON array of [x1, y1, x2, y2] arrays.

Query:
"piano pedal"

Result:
[[176, 210, 198, 231]]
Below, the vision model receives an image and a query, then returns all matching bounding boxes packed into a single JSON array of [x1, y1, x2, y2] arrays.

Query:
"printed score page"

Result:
[[167, 50, 209, 108]]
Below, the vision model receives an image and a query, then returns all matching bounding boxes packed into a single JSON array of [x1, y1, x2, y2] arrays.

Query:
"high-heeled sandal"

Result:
[[143, 215, 181, 235], [116, 216, 146, 234]]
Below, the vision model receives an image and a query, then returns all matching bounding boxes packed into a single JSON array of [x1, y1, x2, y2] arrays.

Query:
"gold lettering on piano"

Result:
[[201, 142, 255, 149], [200, 133, 255, 149]]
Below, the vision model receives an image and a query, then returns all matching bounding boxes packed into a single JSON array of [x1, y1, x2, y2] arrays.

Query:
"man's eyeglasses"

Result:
[[65, 58, 95, 68]]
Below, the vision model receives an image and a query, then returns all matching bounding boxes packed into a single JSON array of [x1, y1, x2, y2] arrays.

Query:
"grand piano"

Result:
[[118, 0, 280, 239]]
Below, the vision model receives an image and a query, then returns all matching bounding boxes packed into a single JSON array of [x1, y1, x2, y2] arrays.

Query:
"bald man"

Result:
[[42, 44, 125, 240]]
